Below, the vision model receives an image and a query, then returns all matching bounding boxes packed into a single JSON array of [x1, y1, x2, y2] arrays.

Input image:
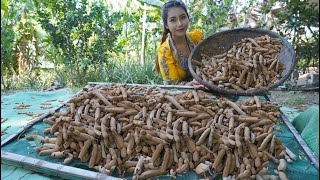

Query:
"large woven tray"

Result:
[[188, 28, 296, 96]]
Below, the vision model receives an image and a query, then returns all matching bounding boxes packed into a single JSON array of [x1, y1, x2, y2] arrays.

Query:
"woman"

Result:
[[155, 0, 204, 88]]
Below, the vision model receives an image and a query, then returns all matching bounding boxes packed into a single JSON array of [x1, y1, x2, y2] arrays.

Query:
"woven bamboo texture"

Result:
[[188, 28, 296, 96]]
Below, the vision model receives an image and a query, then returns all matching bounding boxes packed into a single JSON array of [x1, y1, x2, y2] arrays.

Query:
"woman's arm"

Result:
[[185, 79, 206, 90]]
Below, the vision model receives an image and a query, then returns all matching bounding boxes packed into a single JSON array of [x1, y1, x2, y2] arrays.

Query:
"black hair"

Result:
[[155, 0, 189, 74]]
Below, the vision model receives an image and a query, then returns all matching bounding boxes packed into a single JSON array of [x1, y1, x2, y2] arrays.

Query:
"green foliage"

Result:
[[1, 0, 319, 91], [3, 69, 54, 90], [105, 58, 163, 85], [188, 0, 235, 37], [283, 92, 306, 106], [1, 0, 44, 90], [259, 0, 319, 73], [35, 0, 122, 85]]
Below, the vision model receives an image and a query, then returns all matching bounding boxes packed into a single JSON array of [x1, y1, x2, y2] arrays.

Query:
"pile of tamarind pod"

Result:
[[28, 84, 297, 180], [192, 35, 285, 92]]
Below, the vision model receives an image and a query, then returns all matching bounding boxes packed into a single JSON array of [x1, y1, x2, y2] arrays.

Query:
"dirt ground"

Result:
[[270, 90, 319, 112]]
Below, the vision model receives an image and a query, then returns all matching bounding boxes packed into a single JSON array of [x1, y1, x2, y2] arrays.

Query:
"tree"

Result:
[[35, 0, 122, 85]]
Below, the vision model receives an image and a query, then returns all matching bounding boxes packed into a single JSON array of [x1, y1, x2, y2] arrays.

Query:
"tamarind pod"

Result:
[[100, 140, 107, 159], [230, 84, 245, 91], [79, 139, 92, 161], [164, 95, 184, 110], [278, 159, 286, 171], [80, 114, 95, 123], [116, 109, 138, 119], [246, 140, 259, 159], [193, 126, 208, 136], [134, 128, 140, 145], [187, 113, 211, 123], [213, 149, 226, 169], [124, 161, 138, 168], [151, 143, 164, 165], [269, 134, 276, 154], [63, 153, 74, 164], [284, 146, 297, 160], [183, 136, 196, 153], [278, 171, 288, 180], [95, 144, 102, 165], [138, 169, 165, 180], [51, 151, 64, 159], [176, 163, 189, 174], [102, 107, 126, 113], [105, 159, 117, 170], [26, 135, 45, 142], [235, 126, 242, 148], [110, 117, 116, 132], [112, 131, 124, 148], [192, 59, 203, 67], [207, 124, 214, 148], [234, 149, 241, 168], [166, 111, 173, 128], [119, 86, 127, 100], [196, 128, 211, 145], [44, 137, 57, 144], [193, 150, 200, 163], [190, 90, 199, 104], [253, 96, 261, 109], [43, 143, 56, 149], [94, 107, 101, 121], [145, 134, 168, 145], [39, 149, 57, 156], [43, 128, 51, 134], [249, 119, 273, 129], [226, 100, 246, 115], [160, 148, 170, 172], [200, 145, 214, 154], [54, 133, 63, 151], [88, 143, 98, 168], [133, 156, 145, 176], [247, 38, 260, 47], [258, 133, 274, 151], [262, 150, 279, 163], [173, 119, 181, 142], [222, 153, 232, 177], [122, 123, 134, 132], [92, 90, 112, 106], [127, 134, 135, 155], [175, 110, 198, 117], [182, 121, 188, 136]]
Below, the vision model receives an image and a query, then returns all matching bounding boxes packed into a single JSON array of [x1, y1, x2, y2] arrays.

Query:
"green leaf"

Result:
[[1, 0, 10, 16], [137, 0, 163, 8]]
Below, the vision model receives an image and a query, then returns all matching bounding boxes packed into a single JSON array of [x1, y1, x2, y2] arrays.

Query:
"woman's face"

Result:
[[166, 6, 189, 38]]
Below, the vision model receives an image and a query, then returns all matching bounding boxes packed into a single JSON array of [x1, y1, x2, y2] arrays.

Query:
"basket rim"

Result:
[[188, 27, 296, 96]]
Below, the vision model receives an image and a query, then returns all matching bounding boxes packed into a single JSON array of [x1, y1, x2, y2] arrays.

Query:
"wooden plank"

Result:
[[266, 94, 319, 170], [1, 150, 120, 180], [88, 82, 195, 89]]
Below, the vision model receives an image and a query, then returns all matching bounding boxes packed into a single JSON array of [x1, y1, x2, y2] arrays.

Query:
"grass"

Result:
[[271, 90, 319, 110], [2, 58, 163, 91], [283, 95, 306, 106]]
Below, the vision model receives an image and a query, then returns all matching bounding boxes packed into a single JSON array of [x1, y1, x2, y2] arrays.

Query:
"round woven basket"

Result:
[[188, 28, 296, 96]]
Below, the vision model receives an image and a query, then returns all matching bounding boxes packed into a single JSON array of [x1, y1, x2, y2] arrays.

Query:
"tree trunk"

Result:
[[140, 3, 147, 65], [1, 67, 7, 90]]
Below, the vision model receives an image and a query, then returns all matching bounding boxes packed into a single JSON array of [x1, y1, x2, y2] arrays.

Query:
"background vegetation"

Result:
[[1, 0, 319, 90]]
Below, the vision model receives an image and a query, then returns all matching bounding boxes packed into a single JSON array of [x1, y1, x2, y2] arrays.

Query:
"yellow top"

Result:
[[157, 29, 203, 85]]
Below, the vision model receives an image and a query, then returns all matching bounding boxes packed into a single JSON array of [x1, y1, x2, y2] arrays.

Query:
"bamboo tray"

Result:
[[188, 28, 296, 96]]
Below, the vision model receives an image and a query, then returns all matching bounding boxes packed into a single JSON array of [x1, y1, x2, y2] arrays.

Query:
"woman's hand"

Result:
[[185, 79, 206, 90]]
